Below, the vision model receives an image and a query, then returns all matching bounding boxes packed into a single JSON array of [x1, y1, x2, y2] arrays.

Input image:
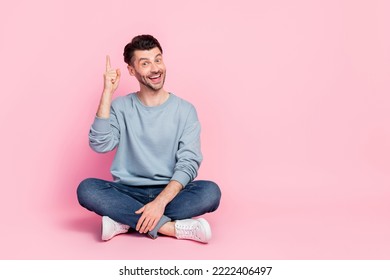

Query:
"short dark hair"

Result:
[[123, 34, 163, 65]]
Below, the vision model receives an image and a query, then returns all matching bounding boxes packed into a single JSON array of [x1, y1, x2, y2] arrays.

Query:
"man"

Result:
[[77, 34, 221, 243]]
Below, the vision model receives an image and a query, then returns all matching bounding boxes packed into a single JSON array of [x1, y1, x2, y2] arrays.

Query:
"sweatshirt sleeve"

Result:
[[88, 106, 120, 153], [171, 106, 203, 187]]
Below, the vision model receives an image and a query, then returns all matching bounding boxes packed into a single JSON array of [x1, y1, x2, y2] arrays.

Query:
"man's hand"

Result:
[[97, 56, 121, 118], [104, 55, 121, 94], [135, 199, 166, 234], [135, 181, 183, 234]]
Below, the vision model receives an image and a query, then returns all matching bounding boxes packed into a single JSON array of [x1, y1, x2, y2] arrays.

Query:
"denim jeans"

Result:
[[77, 178, 221, 239]]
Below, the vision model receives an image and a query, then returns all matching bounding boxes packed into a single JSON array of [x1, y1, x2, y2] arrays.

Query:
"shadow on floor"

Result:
[[63, 214, 101, 242]]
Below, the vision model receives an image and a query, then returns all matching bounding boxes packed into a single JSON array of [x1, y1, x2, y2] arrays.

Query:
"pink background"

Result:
[[1, 0, 389, 259]]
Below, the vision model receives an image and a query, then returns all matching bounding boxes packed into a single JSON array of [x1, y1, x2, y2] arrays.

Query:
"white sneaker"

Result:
[[175, 218, 212, 243], [101, 216, 130, 241]]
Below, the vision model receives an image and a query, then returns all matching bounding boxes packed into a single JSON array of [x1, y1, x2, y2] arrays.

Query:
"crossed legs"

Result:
[[77, 178, 221, 242]]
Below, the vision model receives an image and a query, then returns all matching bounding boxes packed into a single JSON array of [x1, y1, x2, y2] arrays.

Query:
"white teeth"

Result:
[[149, 74, 161, 79]]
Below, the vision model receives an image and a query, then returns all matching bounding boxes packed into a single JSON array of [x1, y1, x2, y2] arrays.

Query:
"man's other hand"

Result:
[[135, 200, 166, 234]]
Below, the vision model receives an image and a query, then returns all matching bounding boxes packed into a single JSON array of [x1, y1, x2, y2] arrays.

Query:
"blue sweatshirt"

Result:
[[89, 93, 202, 187]]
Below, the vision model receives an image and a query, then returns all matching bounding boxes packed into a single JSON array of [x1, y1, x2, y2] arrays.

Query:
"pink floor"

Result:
[[2, 171, 390, 260]]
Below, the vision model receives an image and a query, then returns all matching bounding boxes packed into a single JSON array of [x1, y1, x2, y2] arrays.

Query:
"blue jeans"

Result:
[[77, 178, 221, 239]]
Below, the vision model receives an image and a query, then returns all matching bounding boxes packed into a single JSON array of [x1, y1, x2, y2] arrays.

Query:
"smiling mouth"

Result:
[[148, 73, 163, 83]]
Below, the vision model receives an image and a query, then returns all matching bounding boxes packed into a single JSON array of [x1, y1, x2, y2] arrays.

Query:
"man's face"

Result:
[[127, 47, 166, 92]]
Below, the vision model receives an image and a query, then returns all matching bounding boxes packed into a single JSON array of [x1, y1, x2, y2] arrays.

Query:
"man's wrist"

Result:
[[154, 181, 183, 206], [102, 88, 114, 95], [154, 196, 169, 208], [96, 91, 113, 118]]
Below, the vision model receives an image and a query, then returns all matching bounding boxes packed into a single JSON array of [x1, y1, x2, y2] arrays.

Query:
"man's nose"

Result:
[[150, 62, 159, 72]]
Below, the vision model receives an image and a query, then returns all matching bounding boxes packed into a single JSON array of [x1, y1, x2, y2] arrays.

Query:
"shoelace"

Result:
[[176, 224, 201, 240], [114, 221, 130, 232]]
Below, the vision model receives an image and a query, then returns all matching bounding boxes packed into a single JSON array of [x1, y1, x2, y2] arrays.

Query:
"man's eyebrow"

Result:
[[137, 53, 162, 62]]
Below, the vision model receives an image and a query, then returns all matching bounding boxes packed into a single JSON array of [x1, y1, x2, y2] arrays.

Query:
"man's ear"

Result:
[[127, 64, 135, 76]]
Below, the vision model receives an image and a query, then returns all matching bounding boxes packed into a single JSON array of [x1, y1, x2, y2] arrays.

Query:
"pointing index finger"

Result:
[[106, 55, 111, 71]]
